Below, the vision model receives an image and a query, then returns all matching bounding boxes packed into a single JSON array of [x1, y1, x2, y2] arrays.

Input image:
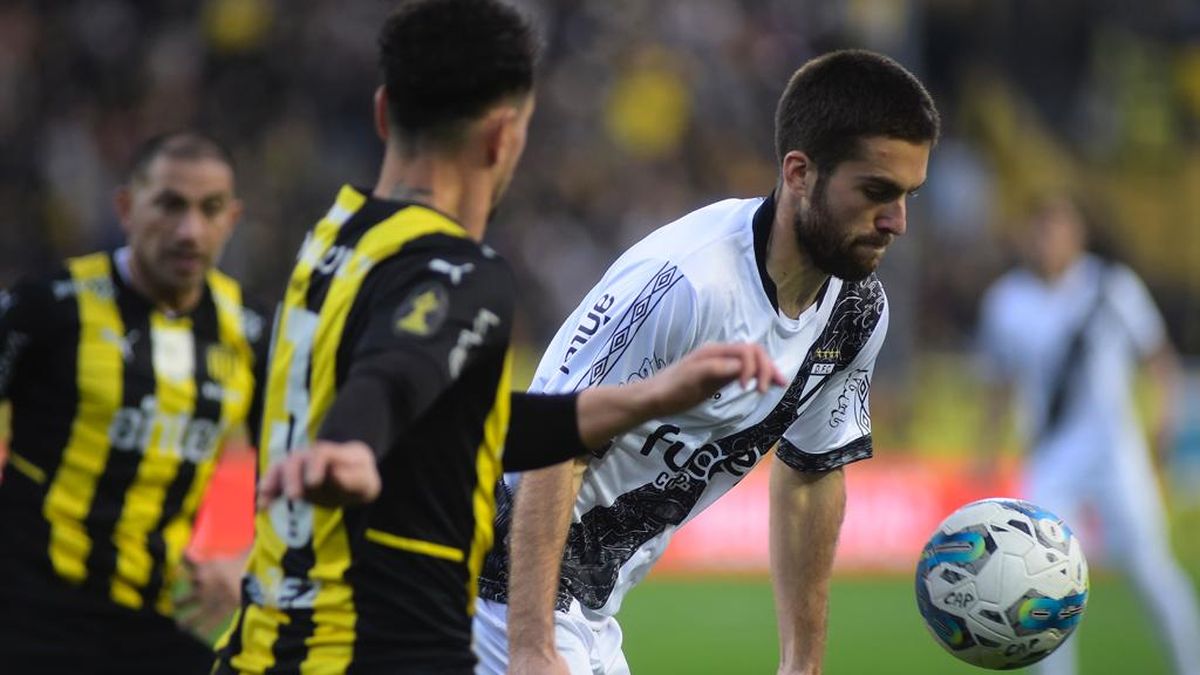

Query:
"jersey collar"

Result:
[[752, 193, 780, 311]]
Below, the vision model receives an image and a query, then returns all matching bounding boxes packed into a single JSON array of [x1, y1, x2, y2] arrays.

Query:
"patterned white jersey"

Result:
[[479, 195, 889, 617], [977, 254, 1166, 459]]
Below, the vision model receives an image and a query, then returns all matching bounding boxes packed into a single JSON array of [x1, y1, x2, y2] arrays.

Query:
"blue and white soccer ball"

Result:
[[915, 498, 1089, 669]]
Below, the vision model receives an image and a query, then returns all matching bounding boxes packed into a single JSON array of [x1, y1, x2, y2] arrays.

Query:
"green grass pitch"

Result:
[[618, 574, 1182, 674]]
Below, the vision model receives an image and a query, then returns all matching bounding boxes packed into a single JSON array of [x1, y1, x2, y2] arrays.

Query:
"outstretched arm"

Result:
[[504, 342, 785, 471], [769, 462, 845, 675], [259, 343, 783, 508]]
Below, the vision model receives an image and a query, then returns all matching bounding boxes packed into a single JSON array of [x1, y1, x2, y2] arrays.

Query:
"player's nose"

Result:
[[876, 198, 907, 236], [175, 206, 206, 242]]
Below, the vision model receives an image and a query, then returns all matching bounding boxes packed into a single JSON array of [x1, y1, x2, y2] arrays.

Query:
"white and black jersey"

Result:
[[977, 254, 1166, 459], [479, 195, 888, 617]]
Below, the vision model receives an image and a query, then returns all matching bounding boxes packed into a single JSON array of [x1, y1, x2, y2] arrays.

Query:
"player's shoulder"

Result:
[[638, 197, 761, 264], [1095, 256, 1142, 288], [366, 234, 514, 313], [609, 197, 762, 298], [7, 255, 99, 307], [1, 254, 116, 330]]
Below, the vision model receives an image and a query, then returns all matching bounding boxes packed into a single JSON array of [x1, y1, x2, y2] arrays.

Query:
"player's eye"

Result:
[[862, 185, 902, 203], [201, 197, 227, 217], [156, 193, 188, 213]]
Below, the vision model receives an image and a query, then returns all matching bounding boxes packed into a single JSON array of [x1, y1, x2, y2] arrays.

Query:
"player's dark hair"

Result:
[[128, 131, 235, 184], [379, 0, 537, 150], [774, 50, 940, 171]]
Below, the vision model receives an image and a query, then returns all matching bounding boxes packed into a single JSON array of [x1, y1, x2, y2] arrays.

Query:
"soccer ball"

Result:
[[915, 498, 1088, 669]]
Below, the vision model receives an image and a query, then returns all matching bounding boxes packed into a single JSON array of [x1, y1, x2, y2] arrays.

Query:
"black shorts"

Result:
[[0, 578, 215, 675]]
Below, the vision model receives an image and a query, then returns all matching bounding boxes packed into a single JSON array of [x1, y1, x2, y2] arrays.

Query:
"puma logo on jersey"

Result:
[[429, 259, 475, 285], [101, 328, 140, 362]]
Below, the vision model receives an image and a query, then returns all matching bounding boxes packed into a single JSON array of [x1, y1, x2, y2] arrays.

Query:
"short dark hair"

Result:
[[774, 50, 940, 171], [129, 131, 235, 184], [379, 0, 537, 148]]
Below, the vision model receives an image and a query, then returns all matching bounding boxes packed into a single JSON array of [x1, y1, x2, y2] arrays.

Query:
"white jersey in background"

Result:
[[473, 196, 888, 672], [977, 254, 1200, 675], [978, 254, 1165, 460]]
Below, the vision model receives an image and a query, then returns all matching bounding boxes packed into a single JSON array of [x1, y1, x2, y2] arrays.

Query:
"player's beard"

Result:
[[792, 176, 886, 281]]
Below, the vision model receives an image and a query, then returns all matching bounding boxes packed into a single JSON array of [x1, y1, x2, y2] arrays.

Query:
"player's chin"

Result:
[[838, 250, 883, 281], [157, 256, 206, 284]]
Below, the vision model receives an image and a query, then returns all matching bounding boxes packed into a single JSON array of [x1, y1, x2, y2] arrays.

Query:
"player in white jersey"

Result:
[[977, 195, 1200, 675], [474, 50, 940, 674]]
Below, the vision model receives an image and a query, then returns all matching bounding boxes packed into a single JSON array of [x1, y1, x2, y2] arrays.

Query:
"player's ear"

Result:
[[225, 197, 245, 233], [482, 105, 519, 169], [781, 150, 817, 200], [113, 185, 134, 236], [374, 86, 390, 142]]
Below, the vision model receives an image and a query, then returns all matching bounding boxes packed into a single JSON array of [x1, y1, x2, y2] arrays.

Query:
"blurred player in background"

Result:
[[976, 194, 1200, 675], [0, 131, 264, 673], [475, 50, 940, 675], [212, 1, 782, 673]]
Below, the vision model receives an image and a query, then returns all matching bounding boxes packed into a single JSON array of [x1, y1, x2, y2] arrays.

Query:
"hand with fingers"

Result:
[[257, 440, 382, 510], [175, 554, 245, 639], [642, 342, 787, 418]]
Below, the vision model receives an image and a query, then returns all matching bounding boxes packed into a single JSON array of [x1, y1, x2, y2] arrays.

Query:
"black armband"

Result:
[[503, 392, 588, 471]]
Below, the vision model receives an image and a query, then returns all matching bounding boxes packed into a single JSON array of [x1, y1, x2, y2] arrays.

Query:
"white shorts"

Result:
[[473, 598, 631, 675]]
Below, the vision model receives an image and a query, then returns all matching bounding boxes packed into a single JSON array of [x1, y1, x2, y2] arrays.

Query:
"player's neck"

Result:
[[766, 211, 828, 319], [375, 150, 489, 241]]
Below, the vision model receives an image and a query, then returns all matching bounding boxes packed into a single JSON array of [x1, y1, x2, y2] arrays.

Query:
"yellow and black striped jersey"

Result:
[[0, 250, 264, 618], [216, 186, 514, 674]]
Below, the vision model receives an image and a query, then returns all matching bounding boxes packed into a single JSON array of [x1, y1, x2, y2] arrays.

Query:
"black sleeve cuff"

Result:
[[776, 436, 873, 473], [503, 392, 588, 471]]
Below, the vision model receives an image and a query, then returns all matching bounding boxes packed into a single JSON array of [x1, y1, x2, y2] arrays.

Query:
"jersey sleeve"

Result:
[[776, 293, 889, 473], [1106, 264, 1167, 358], [0, 278, 50, 400], [529, 257, 702, 395], [317, 248, 514, 458]]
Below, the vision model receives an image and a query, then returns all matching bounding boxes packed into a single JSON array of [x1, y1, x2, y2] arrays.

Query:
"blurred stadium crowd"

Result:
[[2, 0, 1200, 363]]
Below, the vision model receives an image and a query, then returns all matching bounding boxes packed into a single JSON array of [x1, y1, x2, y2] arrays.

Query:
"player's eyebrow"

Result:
[[152, 188, 188, 209]]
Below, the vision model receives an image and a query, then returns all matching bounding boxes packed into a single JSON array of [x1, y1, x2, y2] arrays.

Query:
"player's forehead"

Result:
[[134, 154, 235, 200], [834, 136, 930, 191]]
